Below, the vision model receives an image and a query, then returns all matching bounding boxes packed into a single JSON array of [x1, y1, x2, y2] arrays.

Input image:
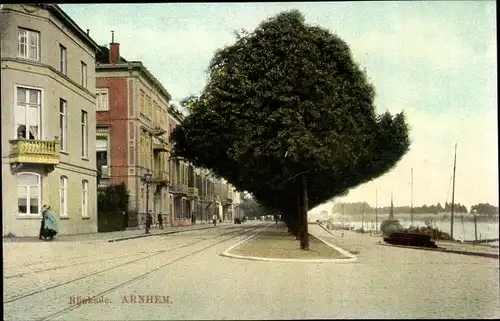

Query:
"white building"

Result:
[[1, 4, 100, 236]]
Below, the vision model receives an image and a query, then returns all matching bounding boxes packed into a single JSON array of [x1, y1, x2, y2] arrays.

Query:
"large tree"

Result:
[[172, 10, 410, 249]]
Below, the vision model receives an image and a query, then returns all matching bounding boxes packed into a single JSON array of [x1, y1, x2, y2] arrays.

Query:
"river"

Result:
[[329, 213, 499, 245]]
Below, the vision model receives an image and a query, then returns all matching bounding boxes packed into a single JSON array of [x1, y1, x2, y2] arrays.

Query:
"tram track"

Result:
[[4, 250, 168, 279], [3, 224, 266, 306], [4, 226, 246, 277], [3, 225, 220, 271], [34, 223, 270, 321]]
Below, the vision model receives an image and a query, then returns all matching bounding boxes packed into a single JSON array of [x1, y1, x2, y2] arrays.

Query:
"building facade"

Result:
[[167, 113, 200, 226], [95, 40, 205, 228], [1, 4, 100, 236]]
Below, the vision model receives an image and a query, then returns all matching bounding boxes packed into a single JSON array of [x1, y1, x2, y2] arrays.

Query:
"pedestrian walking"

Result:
[[212, 214, 217, 227], [191, 212, 196, 225], [146, 212, 152, 234], [157, 213, 163, 229], [41, 205, 58, 241]]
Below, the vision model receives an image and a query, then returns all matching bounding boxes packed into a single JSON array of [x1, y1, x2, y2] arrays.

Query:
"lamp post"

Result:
[[143, 170, 153, 234]]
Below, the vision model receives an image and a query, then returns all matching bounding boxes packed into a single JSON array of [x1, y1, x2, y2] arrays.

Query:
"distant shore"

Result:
[[324, 212, 499, 223]]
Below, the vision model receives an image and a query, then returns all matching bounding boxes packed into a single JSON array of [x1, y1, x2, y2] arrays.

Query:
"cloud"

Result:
[[348, 17, 490, 74], [59, 4, 497, 212], [312, 104, 498, 212]]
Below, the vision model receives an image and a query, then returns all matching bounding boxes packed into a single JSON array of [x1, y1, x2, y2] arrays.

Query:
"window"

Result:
[[59, 99, 67, 151], [140, 132, 145, 167], [81, 111, 88, 158], [59, 45, 67, 74], [60, 176, 68, 217], [17, 173, 41, 215], [96, 89, 109, 111], [140, 91, 145, 115], [146, 96, 152, 118], [16, 87, 41, 139], [96, 132, 109, 178], [180, 163, 184, 184], [81, 180, 89, 217], [81, 61, 87, 88], [18, 28, 39, 60], [154, 102, 160, 126], [161, 110, 166, 128]]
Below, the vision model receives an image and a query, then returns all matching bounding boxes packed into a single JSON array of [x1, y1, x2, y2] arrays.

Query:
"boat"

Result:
[[380, 183, 438, 248], [384, 232, 438, 248]]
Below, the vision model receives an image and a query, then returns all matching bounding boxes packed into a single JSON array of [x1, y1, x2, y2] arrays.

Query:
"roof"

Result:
[[96, 61, 172, 102], [96, 45, 127, 64], [34, 4, 101, 53], [168, 106, 184, 123]]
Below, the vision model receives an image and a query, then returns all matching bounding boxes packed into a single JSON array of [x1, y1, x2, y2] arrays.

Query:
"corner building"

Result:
[[1, 4, 100, 236]]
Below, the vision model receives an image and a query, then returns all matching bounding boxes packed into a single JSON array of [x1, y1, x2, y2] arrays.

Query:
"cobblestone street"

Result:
[[3, 222, 499, 320]]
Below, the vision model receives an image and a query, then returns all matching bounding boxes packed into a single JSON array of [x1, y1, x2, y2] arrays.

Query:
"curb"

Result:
[[220, 224, 357, 263], [318, 223, 381, 237], [377, 243, 499, 259], [318, 223, 336, 236], [108, 225, 219, 242]]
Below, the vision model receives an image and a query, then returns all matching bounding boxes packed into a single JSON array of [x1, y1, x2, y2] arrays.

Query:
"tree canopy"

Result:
[[171, 10, 410, 248]]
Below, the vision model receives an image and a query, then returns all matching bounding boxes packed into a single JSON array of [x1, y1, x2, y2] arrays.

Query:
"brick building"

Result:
[[94, 38, 208, 228]]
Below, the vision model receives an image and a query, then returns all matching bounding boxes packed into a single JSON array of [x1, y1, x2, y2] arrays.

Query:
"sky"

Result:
[[60, 2, 498, 211]]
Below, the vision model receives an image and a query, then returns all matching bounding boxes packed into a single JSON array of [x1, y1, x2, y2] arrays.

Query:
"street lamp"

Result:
[[143, 170, 153, 234]]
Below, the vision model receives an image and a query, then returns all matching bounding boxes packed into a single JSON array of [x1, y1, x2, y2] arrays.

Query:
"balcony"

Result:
[[152, 126, 167, 137], [154, 170, 169, 186], [170, 184, 188, 195], [9, 137, 60, 167], [187, 187, 199, 198], [153, 142, 170, 152]]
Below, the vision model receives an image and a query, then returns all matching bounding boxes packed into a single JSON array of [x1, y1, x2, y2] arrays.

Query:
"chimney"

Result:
[[109, 31, 120, 64], [86, 29, 90, 35]]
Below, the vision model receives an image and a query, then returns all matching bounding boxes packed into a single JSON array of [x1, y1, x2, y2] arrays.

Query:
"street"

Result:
[[3, 222, 499, 320]]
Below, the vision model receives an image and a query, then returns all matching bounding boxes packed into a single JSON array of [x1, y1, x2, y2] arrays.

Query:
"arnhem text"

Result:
[[69, 295, 172, 305]]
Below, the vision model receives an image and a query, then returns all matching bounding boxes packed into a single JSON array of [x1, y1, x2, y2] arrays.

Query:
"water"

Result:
[[332, 214, 499, 243]]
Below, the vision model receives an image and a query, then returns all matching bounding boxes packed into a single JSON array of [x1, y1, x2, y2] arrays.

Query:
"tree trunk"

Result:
[[295, 190, 301, 240], [299, 175, 309, 250], [288, 212, 297, 237]]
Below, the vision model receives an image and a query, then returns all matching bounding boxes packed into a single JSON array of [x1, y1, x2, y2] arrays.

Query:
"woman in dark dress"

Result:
[[42, 206, 58, 241], [39, 205, 48, 240]]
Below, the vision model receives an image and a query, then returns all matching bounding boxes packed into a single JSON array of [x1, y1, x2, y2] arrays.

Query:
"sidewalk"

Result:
[[3, 222, 231, 243], [221, 223, 354, 262]]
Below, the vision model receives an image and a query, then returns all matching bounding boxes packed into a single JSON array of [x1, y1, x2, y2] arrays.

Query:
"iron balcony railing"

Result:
[[170, 184, 188, 195], [187, 187, 199, 197], [153, 142, 170, 152], [154, 170, 169, 185]]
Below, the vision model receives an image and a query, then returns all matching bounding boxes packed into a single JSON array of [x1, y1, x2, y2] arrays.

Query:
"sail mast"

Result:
[[411, 168, 414, 227], [450, 143, 457, 239], [341, 203, 345, 229], [375, 189, 378, 231], [362, 202, 365, 230], [389, 192, 394, 219]]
